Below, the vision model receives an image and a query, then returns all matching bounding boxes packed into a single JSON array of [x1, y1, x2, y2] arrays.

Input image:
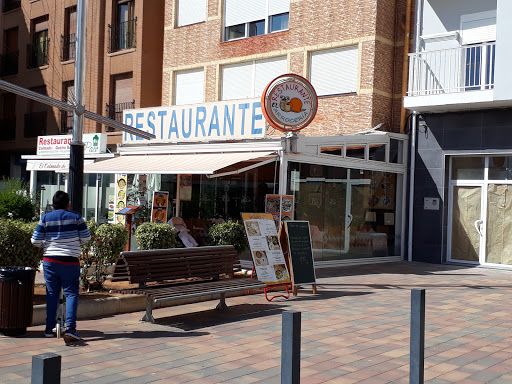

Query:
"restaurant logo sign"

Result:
[[122, 98, 267, 144], [261, 74, 318, 132], [36, 134, 107, 155]]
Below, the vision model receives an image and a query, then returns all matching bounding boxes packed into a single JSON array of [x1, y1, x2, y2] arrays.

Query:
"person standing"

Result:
[[31, 191, 91, 342]]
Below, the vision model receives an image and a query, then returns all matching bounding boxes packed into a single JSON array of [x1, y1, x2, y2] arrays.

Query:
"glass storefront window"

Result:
[[320, 146, 343, 156], [488, 156, 512, 180], [369, 144, 386, 162], [287, 162, 402, 263], [389, 139, 404, 164], [346, 145, 366, 159], [451, 157, 484, 180]]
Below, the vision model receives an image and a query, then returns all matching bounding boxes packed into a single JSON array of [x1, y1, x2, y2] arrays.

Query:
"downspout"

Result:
[[400, 0, 413, 132]]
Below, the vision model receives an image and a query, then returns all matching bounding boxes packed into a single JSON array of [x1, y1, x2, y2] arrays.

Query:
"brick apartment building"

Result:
[[162, 0, 410, 138], [0, 0, 164, 179]]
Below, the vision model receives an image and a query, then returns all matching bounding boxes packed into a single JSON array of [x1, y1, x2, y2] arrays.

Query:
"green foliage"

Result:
[[0, 178, 36, 222], [208, 220, 248, 254], [80, 221, 128, 285], [135, 222, 176, 250], [0, 219, 43, 268]]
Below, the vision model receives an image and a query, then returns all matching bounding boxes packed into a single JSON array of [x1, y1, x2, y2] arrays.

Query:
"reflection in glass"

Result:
[[450, 186, 480, 261], [389, 139, 403, 164], [486, 184, 512, 265], [451, 157, 484, 180], [488, 156, 512, 180], [346, 145, 365, 159], [369, 144, 386, 162], [226, 24, 245, 40]]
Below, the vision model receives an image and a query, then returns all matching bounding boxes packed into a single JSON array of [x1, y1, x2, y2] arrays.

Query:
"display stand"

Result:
[[250, 266, 290, 301], [116, 206, 140, 251]]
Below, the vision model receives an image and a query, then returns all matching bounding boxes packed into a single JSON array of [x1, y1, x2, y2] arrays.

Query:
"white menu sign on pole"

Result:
[[242, 212, 291, 285]]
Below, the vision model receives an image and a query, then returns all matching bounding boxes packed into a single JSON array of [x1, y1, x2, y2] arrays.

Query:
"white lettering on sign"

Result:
[[122, 99, 266, 144]]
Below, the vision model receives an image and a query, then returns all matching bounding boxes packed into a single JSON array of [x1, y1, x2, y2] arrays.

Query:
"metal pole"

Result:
[[68, 0, 87, 213], [410, 289, 425, 384], [31, 353, 61, 384], [281, 310, 301, 384]]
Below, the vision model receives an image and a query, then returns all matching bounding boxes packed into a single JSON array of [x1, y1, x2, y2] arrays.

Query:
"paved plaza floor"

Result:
[[3, 261, 512, 383]]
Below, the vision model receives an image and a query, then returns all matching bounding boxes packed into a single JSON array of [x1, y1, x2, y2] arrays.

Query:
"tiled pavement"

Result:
[[3, 262, 512, 383]]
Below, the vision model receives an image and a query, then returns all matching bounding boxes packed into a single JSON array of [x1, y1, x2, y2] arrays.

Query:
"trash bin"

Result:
[[0, 267, 36, 336]]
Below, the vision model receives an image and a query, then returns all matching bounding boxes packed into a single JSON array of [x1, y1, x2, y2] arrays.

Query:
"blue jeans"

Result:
[[43, 261, 80, 329]]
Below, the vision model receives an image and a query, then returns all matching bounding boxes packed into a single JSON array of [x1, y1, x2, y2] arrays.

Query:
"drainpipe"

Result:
[[400, 0, 413, 132], [407, 111, 418, 261]]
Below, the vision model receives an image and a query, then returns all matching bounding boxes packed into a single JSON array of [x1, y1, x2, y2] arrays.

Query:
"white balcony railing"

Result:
[[408, 42, 496, 97]]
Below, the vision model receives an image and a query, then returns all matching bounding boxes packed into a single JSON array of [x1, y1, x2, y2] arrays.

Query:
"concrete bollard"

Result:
[[410, 289, 425, 384], [31, 353, 61, 384], [281, 310, 301, 384]]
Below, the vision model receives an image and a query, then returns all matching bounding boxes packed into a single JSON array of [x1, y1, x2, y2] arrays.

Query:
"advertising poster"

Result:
[[115, 174, 127, 225], [152, 191, 169, 223], [108, 195, 115, 224], [363, 171, 396, 210], [242, 212, 291, 285], [265, 194, 294, 230], [179, 174, 192, 201]]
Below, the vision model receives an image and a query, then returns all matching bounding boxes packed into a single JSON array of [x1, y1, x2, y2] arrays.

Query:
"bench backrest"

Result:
[[112, 245, 240, 285]]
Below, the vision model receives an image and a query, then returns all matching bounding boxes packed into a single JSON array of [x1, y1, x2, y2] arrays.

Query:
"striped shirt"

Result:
[[31, 209, 91, 261]]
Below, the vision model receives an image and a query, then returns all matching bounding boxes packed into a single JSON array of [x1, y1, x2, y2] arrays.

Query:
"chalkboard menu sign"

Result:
[[284, 221, 317, 286]]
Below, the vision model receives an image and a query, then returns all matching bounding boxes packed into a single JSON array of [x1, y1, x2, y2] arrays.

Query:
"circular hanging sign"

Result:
[[261, 74, 318, 132]]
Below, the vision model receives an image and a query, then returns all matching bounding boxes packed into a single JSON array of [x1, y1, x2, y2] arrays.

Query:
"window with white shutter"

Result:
[[310, 46, 359, 96], [222, 57, 287, 100], [177, 0, 206, 27], [174, 68, 204, 105], [224, 0, 289, 41]]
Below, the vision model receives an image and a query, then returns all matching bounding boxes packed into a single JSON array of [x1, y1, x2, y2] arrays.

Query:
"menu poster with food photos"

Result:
[[179, 174, 192, 201], [363, 171, 396, 210], [115, 174, 128, 225], [152, 191, 169, 223], [265, 195, 294, 230], [242, 212, 291, 286]]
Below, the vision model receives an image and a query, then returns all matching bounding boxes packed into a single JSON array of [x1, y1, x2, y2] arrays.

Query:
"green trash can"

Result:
[[0, 267, 36, 336]]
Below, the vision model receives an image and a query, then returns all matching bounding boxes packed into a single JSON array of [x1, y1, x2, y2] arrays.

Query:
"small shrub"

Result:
[[135, 222, 176, 250], [208, 220, 248, 254], [0, 178, 36, 222], [0, 219, 43, 268]]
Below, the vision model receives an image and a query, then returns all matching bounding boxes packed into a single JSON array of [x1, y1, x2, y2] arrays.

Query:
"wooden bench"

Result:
[[110, 245, 265, 323]]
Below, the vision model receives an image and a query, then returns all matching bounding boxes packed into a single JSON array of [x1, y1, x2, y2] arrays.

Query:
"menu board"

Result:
[[179, 175, 192, 201], [265, 194, 294, 230], [284, 221, 317, 286], [152, 191, 169, 223], [242, 212, 291, 286], [115, 174, 127, 225]]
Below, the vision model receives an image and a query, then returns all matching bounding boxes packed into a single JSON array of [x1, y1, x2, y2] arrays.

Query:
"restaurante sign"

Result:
[[37, 134, 107, 155], [122, 98, 267, 144]]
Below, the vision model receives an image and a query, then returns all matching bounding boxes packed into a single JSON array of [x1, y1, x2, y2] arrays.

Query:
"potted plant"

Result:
[[0, 219, 43, 336], [207, 220, 248, 255], [135, 222, 176, 250], [80, 222, 128, 291]]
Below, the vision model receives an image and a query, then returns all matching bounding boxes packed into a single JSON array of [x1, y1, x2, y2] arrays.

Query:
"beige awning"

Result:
[[83, 151, 276, 174]]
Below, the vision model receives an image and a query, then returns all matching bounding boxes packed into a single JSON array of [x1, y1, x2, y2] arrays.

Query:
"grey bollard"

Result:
[[281, 310, 301, 384], [31, 353, 61, 384], [410, 289, 425, 384]]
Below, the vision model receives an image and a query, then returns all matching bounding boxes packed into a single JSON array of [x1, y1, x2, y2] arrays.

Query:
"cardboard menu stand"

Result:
[[152, 191, 169, 223], [281, 221, 317, 296], [242, 212, 291, 301], [115, 174, 128, 225]]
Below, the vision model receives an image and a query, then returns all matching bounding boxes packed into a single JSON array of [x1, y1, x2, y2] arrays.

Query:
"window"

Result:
[[61, 6, 77, 61], [109, 0, 136, 52], [29, 16, 49, 68], [177, 0, 206, 27], [25, 86, 47, 137], [310, 46, 358, 96], [221, 56, 287, 100], [106, 73, 134, 129], [0, 93, 16, 141], [61, 81, 74, 133], [174, 68, 204, 106], [224, 0, 289, 41], [1, 27, 18, 76]]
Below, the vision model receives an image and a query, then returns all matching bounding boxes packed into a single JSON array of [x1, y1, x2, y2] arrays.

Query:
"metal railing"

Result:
[[27, 38, 50, 68], [408, 42, 496, 96], [60, 33, 76, 61], [108, 18, 137, 53], [0, 49, 18, 76], [0, 118, 16, 141], [2, 0, 20, 12], [60, 110, 73, 134], [105, 100, 134, 131], [24, 111, 47, 138]]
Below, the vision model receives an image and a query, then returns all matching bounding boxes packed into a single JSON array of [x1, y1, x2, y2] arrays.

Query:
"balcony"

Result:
[[60, 110, 73, 134], [0, 119, 16, 141], [405, 42, 497, 112], [2, 0, 20, 12], [61, 33, 76, 61], [105, 100, 134, 132], [24, 111, 47, 138], [108, 18, 137, 53], [0, 50, 18, 76], [27, 38, 50, 68]]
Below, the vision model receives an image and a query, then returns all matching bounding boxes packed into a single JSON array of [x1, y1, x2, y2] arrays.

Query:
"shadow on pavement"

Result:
[[156, 303, 285, 331], [290, 290, 372, 301]]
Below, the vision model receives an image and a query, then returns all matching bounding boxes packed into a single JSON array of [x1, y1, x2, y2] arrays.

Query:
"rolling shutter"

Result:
[[254, 57, 287, 97], [310, 46, 359, 96], [269, 0, 289, 16], [175, 68, 204, 106], [461, 11, 496, 45], [222, 62, 253, 100], [225, 0, 266, 27], [177, 0, 206, 27]]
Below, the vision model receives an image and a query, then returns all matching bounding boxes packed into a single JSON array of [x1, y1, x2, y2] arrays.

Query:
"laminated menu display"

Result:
[[152, 191, 169, 223], [242, 213, 291, 285], [115, 174, 128, 225]]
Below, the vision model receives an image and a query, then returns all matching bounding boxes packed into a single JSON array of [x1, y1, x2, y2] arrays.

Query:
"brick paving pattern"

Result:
[[3, 262, 512, 383]]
